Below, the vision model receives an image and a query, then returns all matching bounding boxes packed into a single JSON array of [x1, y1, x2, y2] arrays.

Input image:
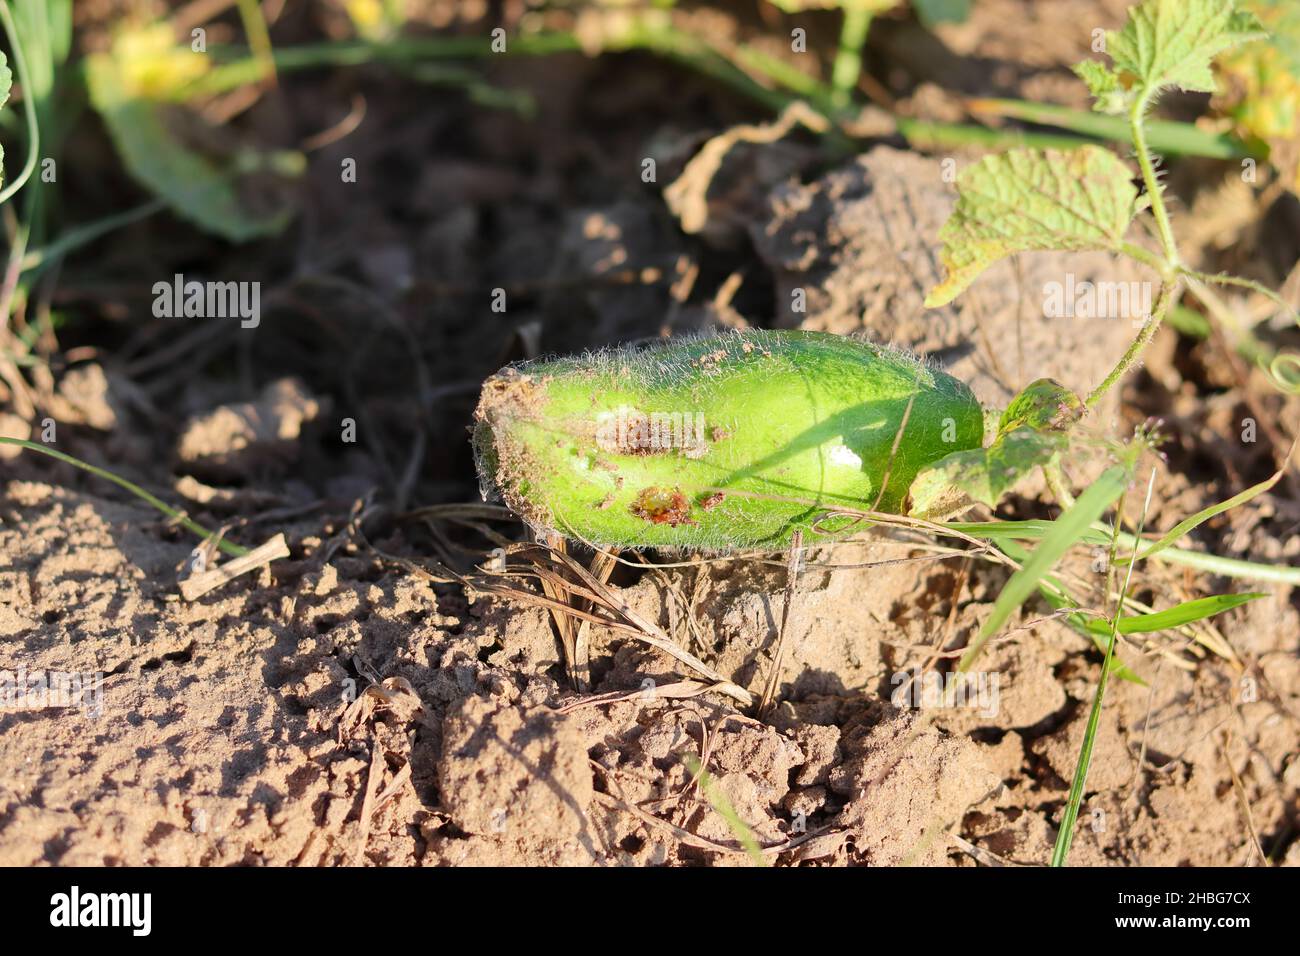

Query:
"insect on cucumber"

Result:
[[472, 329, 983, 550]]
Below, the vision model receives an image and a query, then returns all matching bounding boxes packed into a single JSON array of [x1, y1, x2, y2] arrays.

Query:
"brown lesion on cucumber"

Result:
[[630, 486, 696, 526], [694, 349, 728, 372], [475, 368, 548, 423], [698, 491, 726, 510], [472, 368, 557, 529]]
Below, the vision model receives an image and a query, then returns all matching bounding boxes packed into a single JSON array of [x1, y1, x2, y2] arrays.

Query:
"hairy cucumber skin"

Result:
[[473, 329, 983, 549]]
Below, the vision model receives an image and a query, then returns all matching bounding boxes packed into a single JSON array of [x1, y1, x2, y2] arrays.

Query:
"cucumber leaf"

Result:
[[909, 428, 1063, 515], [909, 379, 1083, 517], [997, 379, 1084, 438], [924, 146, 1138, 307], [1075, 0, 1266, 114]]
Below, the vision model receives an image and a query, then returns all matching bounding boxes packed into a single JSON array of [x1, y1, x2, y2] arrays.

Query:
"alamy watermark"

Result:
[[890, 667, 999, 718], [152, 273, 260, 328], [49, 886, 151, 936], [1, 667, 104, 717], [1043, 273, 1152, 328], [595, 406, 708, 457]]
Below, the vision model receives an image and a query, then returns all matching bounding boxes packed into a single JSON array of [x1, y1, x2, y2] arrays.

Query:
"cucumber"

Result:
[[472, 329, 983, 549]]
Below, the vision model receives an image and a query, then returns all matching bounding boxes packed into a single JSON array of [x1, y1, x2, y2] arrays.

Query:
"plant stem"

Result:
[[1117, 241, 1169, 277], [234, 0, 277, 84], [1129, 94, 1179, 267], [968, 97, 1258, 160], [1084, 279, 1177, 408], [1043, 461, 1077, 509], [830, 5, 872, 112], [1179, 265, 1299, 320]]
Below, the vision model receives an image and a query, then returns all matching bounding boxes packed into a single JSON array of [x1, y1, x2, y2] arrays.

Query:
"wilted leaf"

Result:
[[997, 379, 1085, 438], [909, 428, 1063, 514], [85, 25, 302, 242], [925, 146, 1138, 307]]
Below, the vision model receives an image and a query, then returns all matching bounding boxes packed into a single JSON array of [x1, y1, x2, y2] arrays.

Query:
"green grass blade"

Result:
[[1082, 592, 1266, 635], [1052, 470, 1155, 867], [0, 437, 249, 557], [949, 519, 1112, 545], [967, 97, 1259, 159], [948, 518, 1300, 585], [958, 465, 1130, 672], [683, 754, 767, 866], [998, 538, 1145, 684], [0, 0, 41, 205], [1125, 449, 1293, 565]]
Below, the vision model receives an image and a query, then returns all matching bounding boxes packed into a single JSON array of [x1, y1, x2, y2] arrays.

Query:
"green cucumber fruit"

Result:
[[472, 329, 983, 549]]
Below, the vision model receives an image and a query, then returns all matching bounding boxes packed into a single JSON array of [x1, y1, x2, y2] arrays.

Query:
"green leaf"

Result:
[[0, 50, 11, 180], [925, 146, 1138, 307], [910, 378, 1083, 516], [1073, 59, 1129, 115], [912, 0, 971, 29], [949, 519, 1115, 547], [1111, 0, 1264, 94], [909, 428, 1063, 514], [1082, 592, 1266, 635], [958, 465, 1131, 671], [997, 378, 1084, 438], [0, 50, 11, 112], [1081, 0, 1266, 114], [85, 25, 301, 242]]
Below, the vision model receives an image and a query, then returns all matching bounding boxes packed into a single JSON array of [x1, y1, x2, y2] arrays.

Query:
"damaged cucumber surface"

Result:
[[472, 329, 983, 549]]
